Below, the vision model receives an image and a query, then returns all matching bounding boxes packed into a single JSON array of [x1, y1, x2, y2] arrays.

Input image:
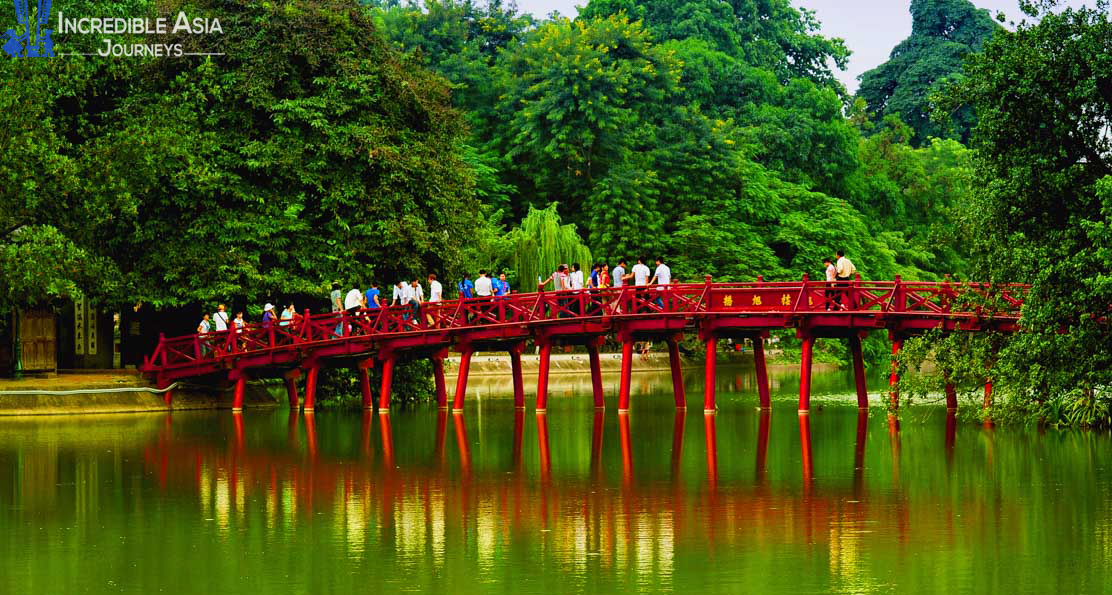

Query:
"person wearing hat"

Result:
[[262, 303, 278, 328]]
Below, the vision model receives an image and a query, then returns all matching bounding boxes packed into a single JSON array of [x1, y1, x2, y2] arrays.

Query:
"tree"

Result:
[[933, 1, 1112, 424], [578, 0, 849, 87], [501, 204, 593, 291], [493, 15, 677, 242], [857, 0, 999, 146], [78, 0, 484, 306]]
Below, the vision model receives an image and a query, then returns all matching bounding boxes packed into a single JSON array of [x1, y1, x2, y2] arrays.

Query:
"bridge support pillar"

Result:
[[888, 336, 903, 412], [232, 374, 247, 412], [284, 369, 301, 410], [944, 380, 958, 411], [536, 342, 552, 413], [303, 364, 319, 412], [379, 352, 396, 411], [851, 335, 869, 409], [452, 348, 472, 413], [799, 335, 814, 414], [509, 344, 526, 409], [703, 335, 718, 414], [983, 379, 994, 424], [754, 335, 771, 409], [667, 335, 686, 410], [433, 355, 448, 410], [587, 340, 605, 409], [359, 358, 374, 410], [618, 339, 634, 413]]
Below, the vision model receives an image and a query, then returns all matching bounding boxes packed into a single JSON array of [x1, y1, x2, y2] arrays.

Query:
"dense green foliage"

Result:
[[857, 0, 999, 146], [901, 0, 1111, 425], [366, 0, 971, 285], [1, 0, 483, 313]]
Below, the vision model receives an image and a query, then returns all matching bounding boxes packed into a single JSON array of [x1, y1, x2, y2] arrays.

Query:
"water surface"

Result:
[[1, 364, 1109, 594]]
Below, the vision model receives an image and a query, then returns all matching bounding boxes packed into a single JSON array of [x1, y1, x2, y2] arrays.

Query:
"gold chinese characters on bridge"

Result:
[[712, 290, 798, 311]]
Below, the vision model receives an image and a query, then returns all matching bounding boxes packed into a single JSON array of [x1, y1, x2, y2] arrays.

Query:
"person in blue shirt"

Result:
[[458, 273, 475, 299], [365, 281, 382, 308], [495, 272, 511, 297]]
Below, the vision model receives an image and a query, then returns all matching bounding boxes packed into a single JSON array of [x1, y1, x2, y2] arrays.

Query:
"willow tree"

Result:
[[505, 204, 593, 291]]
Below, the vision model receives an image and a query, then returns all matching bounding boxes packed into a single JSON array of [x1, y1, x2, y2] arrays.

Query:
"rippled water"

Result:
[[1, 364, 1110, 594]]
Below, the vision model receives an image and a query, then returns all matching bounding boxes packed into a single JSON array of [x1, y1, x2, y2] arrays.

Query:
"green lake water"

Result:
[[1, 364, 1110, 594]]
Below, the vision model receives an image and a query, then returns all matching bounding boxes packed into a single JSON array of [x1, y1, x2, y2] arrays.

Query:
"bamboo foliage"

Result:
[[506, 204, 592, 291]]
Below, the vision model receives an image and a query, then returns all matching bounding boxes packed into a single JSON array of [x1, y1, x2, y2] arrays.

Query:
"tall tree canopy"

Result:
[[857, 0, 999, 146], [934, 0, 1112, 423], [0, 0, 483, 311]]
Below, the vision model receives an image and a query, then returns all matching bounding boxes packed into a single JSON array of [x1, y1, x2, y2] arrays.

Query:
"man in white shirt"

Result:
[[427, 274, 443, 327], [649, 257, 671, 285], [570, 263, 584, 290], [835, 250, 856, 281], [835, 250, 857, 309], [632, 258, 651, 286], [213, 304, 229, 332], [474, 270, 493, 297], [428, 274, 443, 302], [344, 284, 364, 313], [391, 281, 404, 306], [649, 257, 672, 310]]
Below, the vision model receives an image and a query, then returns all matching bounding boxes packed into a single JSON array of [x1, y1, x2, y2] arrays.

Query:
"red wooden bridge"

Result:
[[142, 275, 1027, 414]]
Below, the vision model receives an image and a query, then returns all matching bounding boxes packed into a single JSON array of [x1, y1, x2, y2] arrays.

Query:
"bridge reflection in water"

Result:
[[139, 407, 973, 578]]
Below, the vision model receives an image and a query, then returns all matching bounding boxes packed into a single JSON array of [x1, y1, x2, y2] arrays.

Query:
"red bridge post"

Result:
[[587, 339, 605, 409], [983, 378, 994, 427], [509, 343, 526, 409], [754, 334, 771, 409], [359, 358, 374, 410], [452, 346, 472, 413], [231, 371, 247, 413], [536, 341, 553, 413], [850, 334, 869, 409], [667, 334, 686, 410], [703, 334, 717, 414], [888, 333, 904, 414], [432, 352, 448, 410], [303, 364, 319, 412], [618, 337, 634, 414], [704, 409, 718, 487], [379, 352, 396, 411], [944, 376, 958, 411], [798, 332, 815, 414], [284, 369, 301, 410]]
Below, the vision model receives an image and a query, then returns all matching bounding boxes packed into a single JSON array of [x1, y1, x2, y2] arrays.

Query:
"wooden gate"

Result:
[[19, 310, 56, 372]]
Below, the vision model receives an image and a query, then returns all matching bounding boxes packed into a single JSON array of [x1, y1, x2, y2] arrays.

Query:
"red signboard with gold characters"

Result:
[[710, 288, 818, 311]]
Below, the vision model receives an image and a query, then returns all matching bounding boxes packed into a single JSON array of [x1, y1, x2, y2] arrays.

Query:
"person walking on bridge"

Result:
[[824, 257, 838, 310], [197, 314, 212, 356], [330, 282, 343, 313], [365, 282, 381, 309], [427, 274, 443, 327], [612, 259, 627, 288], [649, 257, 671, 310], [631, 257, 651, 312], [213, 304, 229, 332], [835, 250, 857, 310], [458, 273, 474, 299]]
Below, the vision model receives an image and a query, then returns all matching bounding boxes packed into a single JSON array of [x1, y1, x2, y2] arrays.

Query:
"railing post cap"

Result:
[[802, 272, 809, 281], [894, 274, 902, 282], [757, 275, 764, 283]]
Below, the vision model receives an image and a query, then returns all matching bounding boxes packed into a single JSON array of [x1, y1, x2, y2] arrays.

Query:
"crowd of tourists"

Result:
[[196, 251, 858, 335]]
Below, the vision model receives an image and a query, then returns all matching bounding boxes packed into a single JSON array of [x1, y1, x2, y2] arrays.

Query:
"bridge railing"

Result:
[[142, 278, 1029, 373]]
